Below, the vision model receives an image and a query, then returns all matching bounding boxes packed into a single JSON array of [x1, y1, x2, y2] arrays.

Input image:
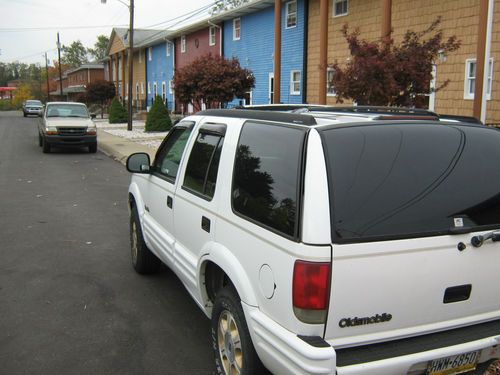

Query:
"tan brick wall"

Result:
[[132, 49, 146, 102], [307, 0, 500, 123]]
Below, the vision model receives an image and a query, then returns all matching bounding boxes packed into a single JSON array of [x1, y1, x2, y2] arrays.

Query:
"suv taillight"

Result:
[[293, 260, 330, 324]]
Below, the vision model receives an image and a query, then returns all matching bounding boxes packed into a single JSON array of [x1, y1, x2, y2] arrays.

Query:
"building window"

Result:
[[233, 18, 241, 40], [290, 70, 301, 95], [162, 81, 166, 103], [141, 82, 144, 95], [181, 35, 186, 53], [153, 82, 157, 99], [209, 26, 216, 46], [286, 1, 297, 28], [166, 42, 171, 57], [148, 47, 152, 61], [147, 82, 151, 95], [333, 0, 348, 16], [464, 58, 493, 100], [327, 67, 336, 96], [136, 83, 139, 100], [169, 80, 173, 94]]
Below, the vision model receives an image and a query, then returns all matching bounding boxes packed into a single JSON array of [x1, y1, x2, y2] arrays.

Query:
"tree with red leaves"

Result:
[[173, 54, 255, 111], [86, 80, 116, 118], [331, 17, 460, 107]]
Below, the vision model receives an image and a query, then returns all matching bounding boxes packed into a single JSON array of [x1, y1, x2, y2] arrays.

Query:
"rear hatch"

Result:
[[319, 122, 500, 347]]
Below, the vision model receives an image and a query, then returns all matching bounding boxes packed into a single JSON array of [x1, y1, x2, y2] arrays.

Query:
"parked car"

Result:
[[37, 102, 97, 153], [22, 99, 43, 117], [126, 108, 500, 375]]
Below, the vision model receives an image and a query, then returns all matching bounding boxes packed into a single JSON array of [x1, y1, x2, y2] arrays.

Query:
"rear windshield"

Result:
[[321, 123, 500, 243], [27, 100, 42, 106]]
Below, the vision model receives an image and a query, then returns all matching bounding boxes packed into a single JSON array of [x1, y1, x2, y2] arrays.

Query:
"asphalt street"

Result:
[[0, 111, 214, 375]]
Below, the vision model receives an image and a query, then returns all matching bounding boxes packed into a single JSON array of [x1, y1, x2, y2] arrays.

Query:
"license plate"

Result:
[[427, 350, 480, 375]]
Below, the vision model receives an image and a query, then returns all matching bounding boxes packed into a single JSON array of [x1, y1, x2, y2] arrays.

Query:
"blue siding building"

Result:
[[213, 0, 306, 106], [143, 32, 175, 111]]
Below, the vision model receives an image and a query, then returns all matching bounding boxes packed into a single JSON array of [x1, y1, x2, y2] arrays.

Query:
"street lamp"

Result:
[[101, 0, 134, 131]]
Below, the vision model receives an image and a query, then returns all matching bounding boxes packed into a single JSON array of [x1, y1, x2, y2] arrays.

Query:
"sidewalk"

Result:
[[95, 119, 167, 164]]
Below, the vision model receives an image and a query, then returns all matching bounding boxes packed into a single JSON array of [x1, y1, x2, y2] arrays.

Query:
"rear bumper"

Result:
[[242, 305, 500, 375], [44, 134, 97, 148]]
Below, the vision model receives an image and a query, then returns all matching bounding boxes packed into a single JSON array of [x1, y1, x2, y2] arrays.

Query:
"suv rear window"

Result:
[[321, 123, 500, 243]]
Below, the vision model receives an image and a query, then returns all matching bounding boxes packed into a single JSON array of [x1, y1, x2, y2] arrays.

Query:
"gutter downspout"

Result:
[[208, 20, 224, 108], [165, 37, 176, 113]]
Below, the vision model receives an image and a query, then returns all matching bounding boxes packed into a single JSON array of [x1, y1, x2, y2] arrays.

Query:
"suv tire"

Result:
[[211, 285, 266, 375], [130, 206, 160, 274], [38, 133, 43, 147]]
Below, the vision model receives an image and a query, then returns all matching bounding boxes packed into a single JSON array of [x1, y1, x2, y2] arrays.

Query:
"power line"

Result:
[[0, 24, 127, 32]]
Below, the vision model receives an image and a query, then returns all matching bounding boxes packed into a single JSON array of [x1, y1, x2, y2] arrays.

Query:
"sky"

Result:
[[0, 0, 216, 65]]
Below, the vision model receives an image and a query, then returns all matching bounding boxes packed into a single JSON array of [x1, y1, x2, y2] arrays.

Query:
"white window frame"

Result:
[[135, 83, 139, 99], [290, 70, 301, 95], [147, 82, 151, 95], [166, 42, 171, 57], [169, 80, 173, 94], [333, 0, 348, 17], [141, 82, 144, 95], [464, 58, 493, 100], [327, 67, 336, 96], [209, 26, 216, 46], [233, 18, 241, 41], [153, 82, 158, 99], [181, 35, 186, 53], [286, 1, 297, 29], [148, 47, 152, 61]]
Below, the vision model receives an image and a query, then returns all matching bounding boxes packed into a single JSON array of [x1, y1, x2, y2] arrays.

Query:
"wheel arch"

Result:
[[199, 244, 258, 317]]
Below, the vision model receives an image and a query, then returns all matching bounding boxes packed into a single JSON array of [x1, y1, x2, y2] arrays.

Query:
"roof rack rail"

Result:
[[196, 109, 317, 126]]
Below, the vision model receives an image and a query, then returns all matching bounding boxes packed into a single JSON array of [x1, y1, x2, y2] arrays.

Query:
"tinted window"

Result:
[[153, 125, 193, 181], [321, 124, 500, 243], [183, 132, 224, 199], [232, 122, 305, 237]]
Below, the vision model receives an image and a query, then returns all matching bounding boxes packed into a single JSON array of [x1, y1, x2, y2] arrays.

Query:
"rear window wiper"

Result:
[[471, 231, 500, 247]]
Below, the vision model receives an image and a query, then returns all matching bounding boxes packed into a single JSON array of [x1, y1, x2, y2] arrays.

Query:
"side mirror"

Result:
[[90, 113, 97, 119], [126, 153, 151, 174]]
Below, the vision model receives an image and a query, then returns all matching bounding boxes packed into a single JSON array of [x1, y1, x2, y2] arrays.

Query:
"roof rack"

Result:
[[196, 109, 317, 126]]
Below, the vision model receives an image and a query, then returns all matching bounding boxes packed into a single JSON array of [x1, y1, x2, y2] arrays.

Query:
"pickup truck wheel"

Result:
[[130, 207, 160, 274], [212, 286, 265, 375], [42, 137, 50, 153], [89, 143, 97, 153]]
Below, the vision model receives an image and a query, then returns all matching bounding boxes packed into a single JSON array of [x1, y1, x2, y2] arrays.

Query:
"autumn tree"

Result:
[[330, 17, 460, 107], [86, 80, 116, 118], [173, 54, 255, 111]]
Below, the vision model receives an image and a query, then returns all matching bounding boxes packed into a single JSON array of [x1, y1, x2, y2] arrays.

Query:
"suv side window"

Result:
[[232, 121, 306, 238], [153, 122, 194, 182], [183, 124, 226, 200]]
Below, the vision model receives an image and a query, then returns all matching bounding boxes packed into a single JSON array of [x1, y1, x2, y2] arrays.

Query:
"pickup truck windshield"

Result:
[[321, 123, 500, 243], [47, 104, 89, 118]]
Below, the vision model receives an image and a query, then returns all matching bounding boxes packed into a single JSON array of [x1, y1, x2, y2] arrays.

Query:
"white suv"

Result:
[[126, 108, 500, 375]]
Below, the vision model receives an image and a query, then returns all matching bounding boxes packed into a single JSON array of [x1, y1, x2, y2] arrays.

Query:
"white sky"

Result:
[[0, 0, 216, 65]]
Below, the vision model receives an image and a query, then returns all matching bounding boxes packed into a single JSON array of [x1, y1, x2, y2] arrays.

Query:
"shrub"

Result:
[[108, 97, 128, 124], [145, 95, 172, 132]]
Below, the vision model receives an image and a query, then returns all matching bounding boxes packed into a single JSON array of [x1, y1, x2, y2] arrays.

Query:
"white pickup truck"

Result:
[[126, 108, 500, 375]]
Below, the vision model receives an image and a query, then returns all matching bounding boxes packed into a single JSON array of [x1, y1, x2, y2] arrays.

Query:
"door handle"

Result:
[[201, 216, 211, 233], [443, 284, 472, 304], [167, 196, 173, 209]]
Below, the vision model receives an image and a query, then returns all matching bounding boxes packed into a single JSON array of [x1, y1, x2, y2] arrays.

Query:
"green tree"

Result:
[[330, 17, 460, 107], [86, 80, 116, 118], [145, 95, 172, 132], [61, 40, 89, 68], [210, 0, 249, 14], [108, 97, 128, 123], [88, 35, 110, 61]]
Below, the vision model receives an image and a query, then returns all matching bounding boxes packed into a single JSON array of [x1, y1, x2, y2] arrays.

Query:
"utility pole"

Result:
[[57, 32, 64, 101], [45, 53, 50, 102], [126, 0, 134, 131]]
